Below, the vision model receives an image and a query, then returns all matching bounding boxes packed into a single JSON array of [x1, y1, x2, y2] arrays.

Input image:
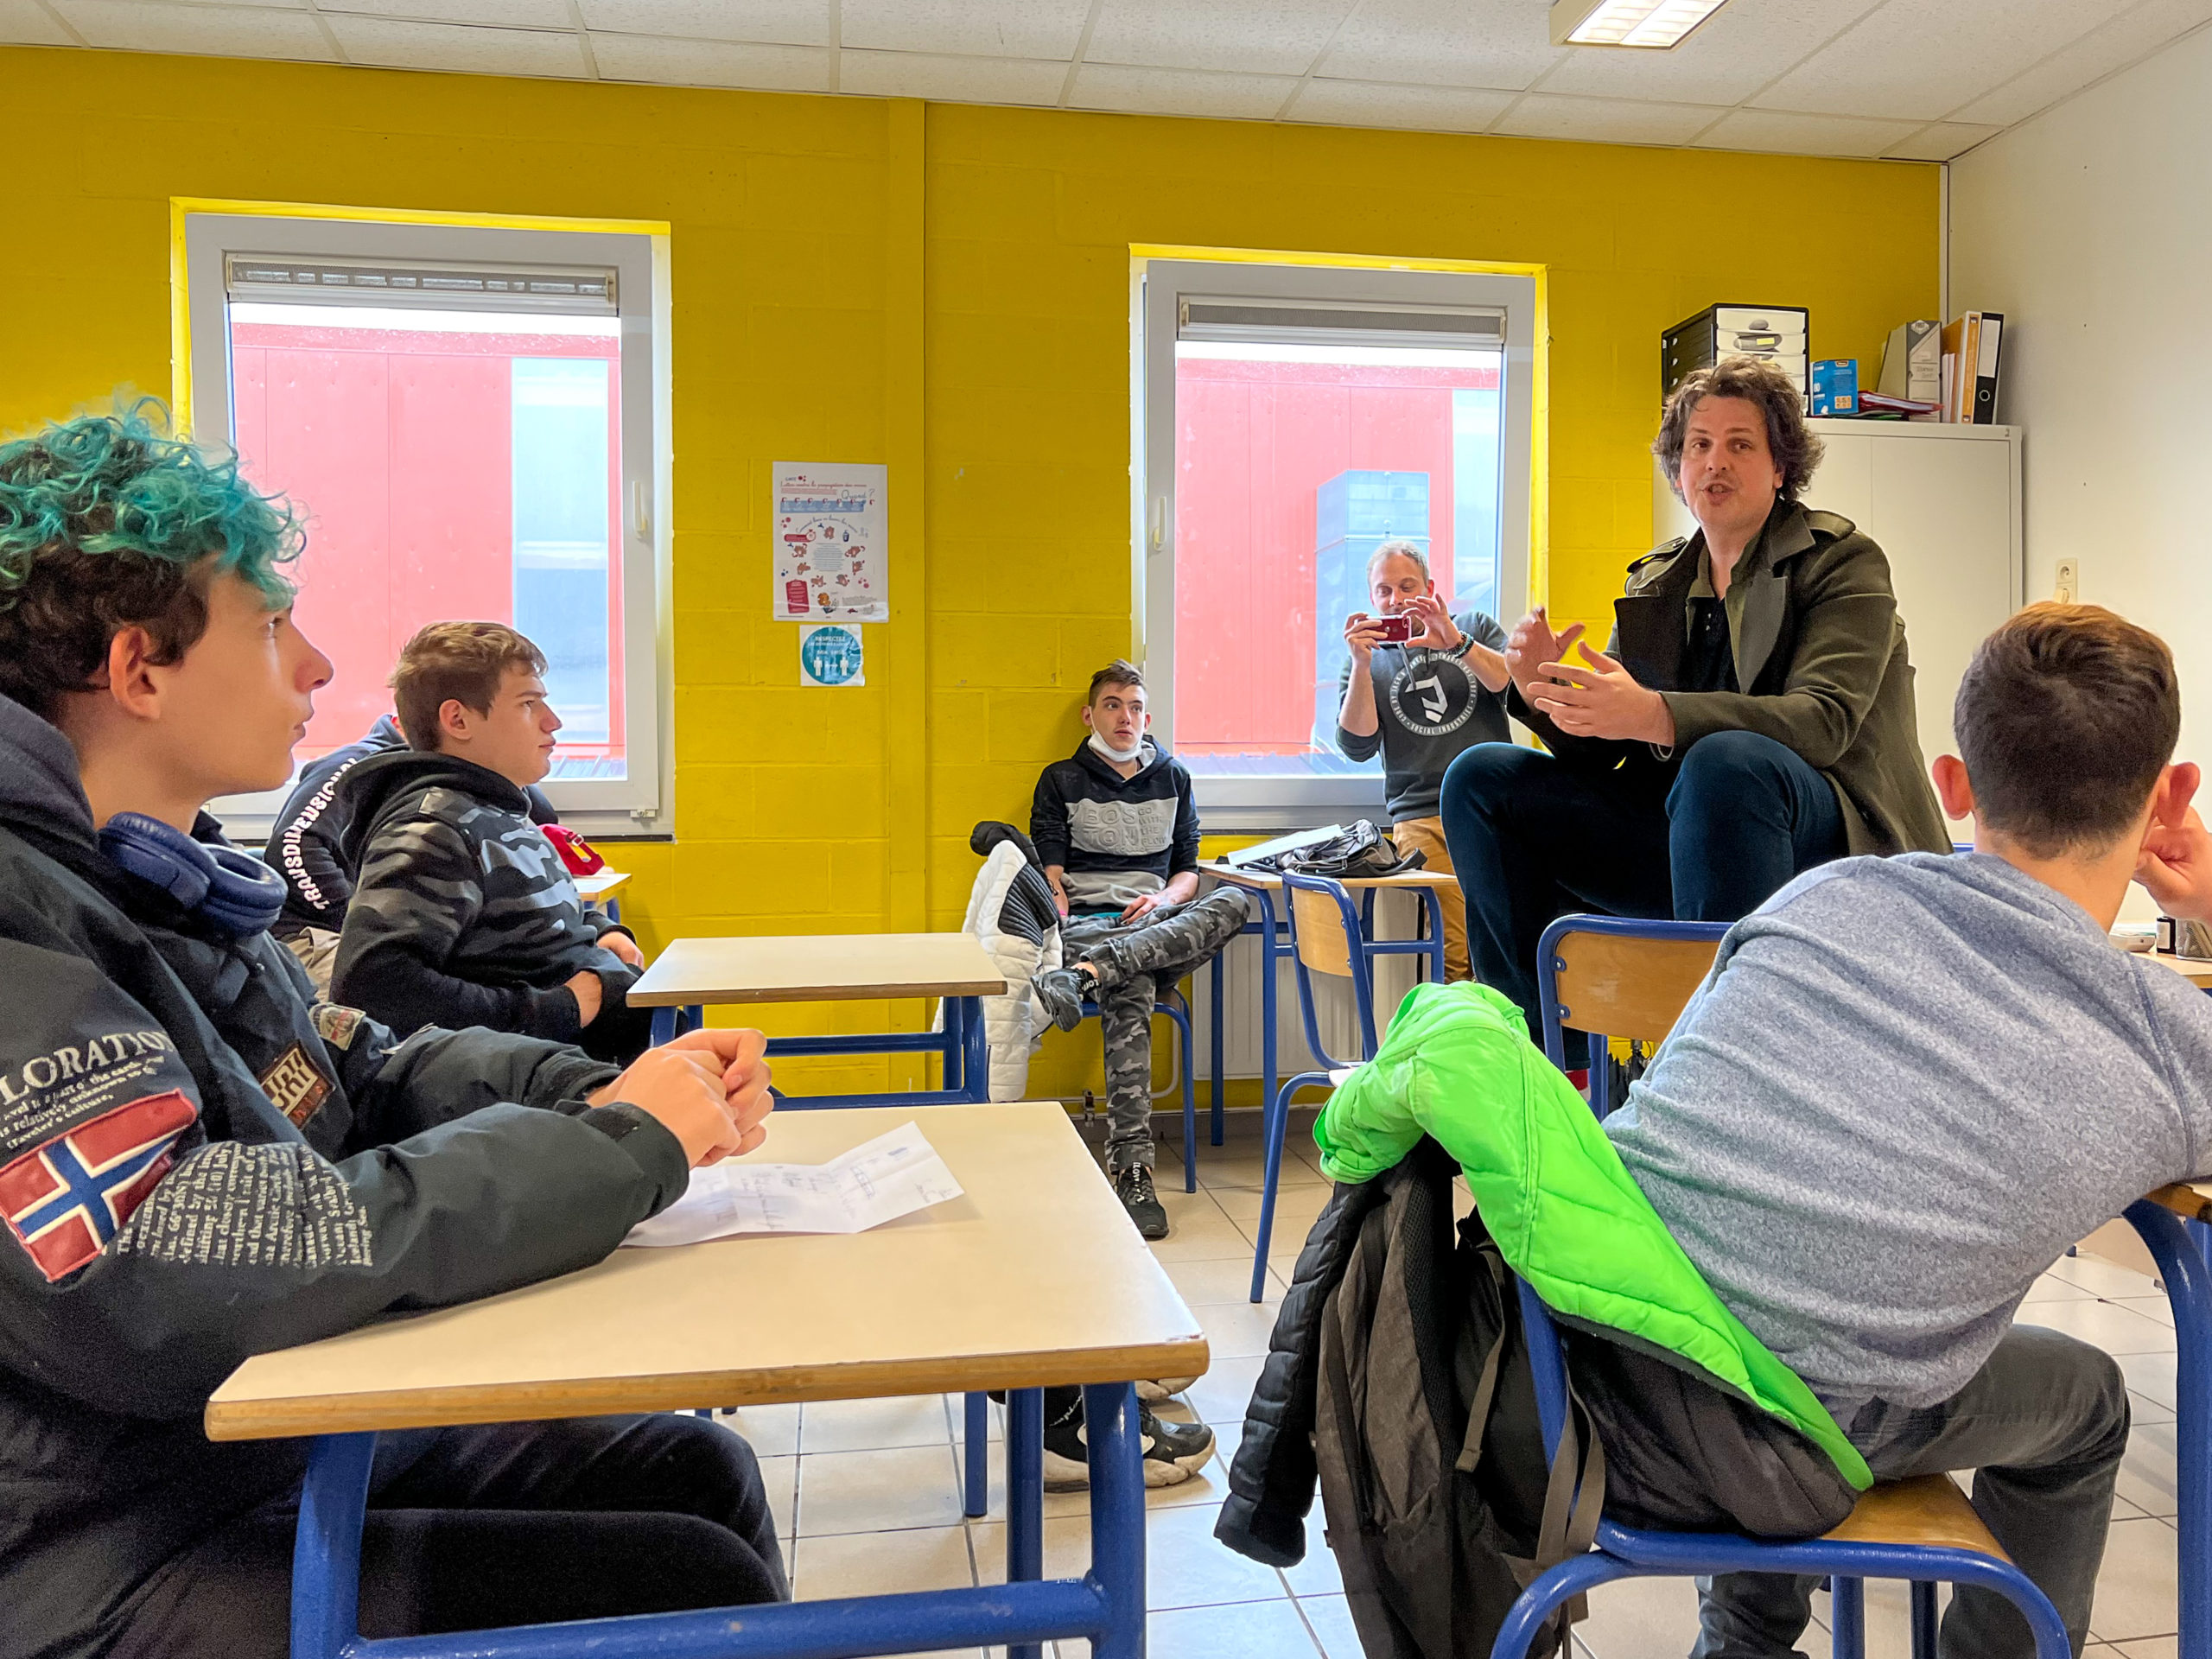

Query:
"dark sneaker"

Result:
[[1041, 1402, 1217, 1491], [1116, 1164, 1168, 1239], [1033, 966, 1089, 1032]]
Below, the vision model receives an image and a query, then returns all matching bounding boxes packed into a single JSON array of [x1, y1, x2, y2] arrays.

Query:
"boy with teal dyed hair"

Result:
[[0, 403, 786, 1657]]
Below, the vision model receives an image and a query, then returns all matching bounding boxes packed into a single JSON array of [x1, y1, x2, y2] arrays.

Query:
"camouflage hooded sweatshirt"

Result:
[[331, 750, 632, 1043]]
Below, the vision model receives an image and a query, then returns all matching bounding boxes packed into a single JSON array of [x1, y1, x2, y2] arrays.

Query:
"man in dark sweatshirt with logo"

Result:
[[331, 623, 652, 1064], [0, 406, 780, 1659], [1027, 660, 1249, 1239], [264, 711, 556, 995], [1334, 538, 1512, 982]]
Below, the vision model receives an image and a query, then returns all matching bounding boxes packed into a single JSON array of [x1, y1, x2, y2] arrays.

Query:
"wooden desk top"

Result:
[[206, 1104, 1206, 1440], [574, 870, 631, 903], [2152, 1180, 2212, 1223], [627, 932, 1007, 1007], [1206, 863, 1459, 893], [2146, 950, 2212, 988]]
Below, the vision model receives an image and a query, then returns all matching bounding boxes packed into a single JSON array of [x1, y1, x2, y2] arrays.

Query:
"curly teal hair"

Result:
[[0, 400, 306, 718]]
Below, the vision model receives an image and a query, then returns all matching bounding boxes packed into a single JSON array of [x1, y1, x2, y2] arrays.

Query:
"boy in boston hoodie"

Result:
[[331, 623, 653, 1064]]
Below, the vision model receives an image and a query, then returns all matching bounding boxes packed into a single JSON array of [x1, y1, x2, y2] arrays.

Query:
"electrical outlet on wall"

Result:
[[2055, 559, 2080, 604]]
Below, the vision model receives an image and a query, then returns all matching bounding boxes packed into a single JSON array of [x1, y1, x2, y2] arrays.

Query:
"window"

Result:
[[1136, 259, 1538, 827], [182, 212, 670, 839]]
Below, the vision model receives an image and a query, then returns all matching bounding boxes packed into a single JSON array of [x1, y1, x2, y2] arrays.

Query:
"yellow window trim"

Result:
[[168, 197, 671, 438], [1131, 241, 1551, 615]]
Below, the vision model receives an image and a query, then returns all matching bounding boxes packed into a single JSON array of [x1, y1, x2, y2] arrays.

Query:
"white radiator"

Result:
[[1184, 887, 1430, 1082]]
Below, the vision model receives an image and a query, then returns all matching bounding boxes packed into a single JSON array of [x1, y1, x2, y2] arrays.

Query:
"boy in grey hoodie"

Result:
[[1605, 604, 2212, 1659]]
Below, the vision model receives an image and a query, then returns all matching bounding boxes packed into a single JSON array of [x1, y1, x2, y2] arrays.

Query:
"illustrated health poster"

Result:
[[772, 462, 887, 623]]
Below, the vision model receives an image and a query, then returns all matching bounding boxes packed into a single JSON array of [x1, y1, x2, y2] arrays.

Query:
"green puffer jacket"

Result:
[[1317, 979, 1871, 1492]]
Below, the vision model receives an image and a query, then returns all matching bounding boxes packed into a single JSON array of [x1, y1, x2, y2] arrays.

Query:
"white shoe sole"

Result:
[[1040, 1438, 1213, 1491], [1135, 1376, 1200, 1403]]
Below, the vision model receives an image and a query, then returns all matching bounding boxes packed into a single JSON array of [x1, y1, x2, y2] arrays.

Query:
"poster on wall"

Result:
[[772, 462, 887, 623], [799, 625, 866, 688]]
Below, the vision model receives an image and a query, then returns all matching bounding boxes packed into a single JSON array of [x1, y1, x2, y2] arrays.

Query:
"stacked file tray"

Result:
[[1661, 304, 1810, 408]]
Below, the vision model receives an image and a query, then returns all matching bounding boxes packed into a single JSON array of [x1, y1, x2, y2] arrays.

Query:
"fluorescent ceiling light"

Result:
[[1551, 0, 1729, 48]]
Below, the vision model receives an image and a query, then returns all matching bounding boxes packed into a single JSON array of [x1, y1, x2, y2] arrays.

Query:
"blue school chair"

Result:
[[1536, 914, 1730, 1118], [1247, 869, 1383, 1303], [1497, 1276, 2071, 1659], [1078, 985, 1201, 1193]]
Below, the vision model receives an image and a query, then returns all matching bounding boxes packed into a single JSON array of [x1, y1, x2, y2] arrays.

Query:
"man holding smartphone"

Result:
[[1336, 539, 1512, 981]]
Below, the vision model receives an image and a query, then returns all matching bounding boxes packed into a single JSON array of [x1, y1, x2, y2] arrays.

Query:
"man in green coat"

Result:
[[1441, 356, 1949, 1063]]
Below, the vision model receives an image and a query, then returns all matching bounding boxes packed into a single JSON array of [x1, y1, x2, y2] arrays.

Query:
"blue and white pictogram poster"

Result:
[[799, 624, 866, 688]]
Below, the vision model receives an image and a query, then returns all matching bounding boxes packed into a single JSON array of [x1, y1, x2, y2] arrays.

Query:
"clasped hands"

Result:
[[589, 1027, 775, 1169], [1505, 607, 1675, 747]]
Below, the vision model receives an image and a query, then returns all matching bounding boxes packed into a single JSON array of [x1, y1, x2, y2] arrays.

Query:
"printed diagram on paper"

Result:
[[772, 462, 887, 623], [621, 1122, 962, 1247]]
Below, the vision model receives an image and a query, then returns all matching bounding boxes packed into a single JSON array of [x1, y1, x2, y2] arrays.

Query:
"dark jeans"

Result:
[[1694, 1325, 2130, 1659], [1440, 730, 1847, 1066], [113, 1414, 788, 1657]]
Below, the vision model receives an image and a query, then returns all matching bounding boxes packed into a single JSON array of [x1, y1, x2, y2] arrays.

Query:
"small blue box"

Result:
[[1810, 358, 1858, 416]]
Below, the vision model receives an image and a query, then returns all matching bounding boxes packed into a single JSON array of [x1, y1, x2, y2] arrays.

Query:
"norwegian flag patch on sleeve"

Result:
[[0, 1091, 199, 1283]]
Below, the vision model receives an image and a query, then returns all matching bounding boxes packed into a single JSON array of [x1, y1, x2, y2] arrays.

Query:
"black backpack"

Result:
[[1250, 820, 1427, 880], [1313, 1141, 1599, 1659]]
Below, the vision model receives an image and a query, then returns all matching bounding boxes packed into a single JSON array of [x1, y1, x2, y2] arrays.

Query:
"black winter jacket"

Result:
[[330, 751, 629, 1043], [264, 715, 556, 940], [0, 696, 687, 1659]]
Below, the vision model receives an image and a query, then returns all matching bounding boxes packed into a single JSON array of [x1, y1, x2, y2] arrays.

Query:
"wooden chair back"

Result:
[[1288, 885, 1357, 979], [1551, 929, 1721, 1046]]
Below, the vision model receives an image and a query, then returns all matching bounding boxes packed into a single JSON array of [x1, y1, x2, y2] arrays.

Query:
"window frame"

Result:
[[1135, 256, 1540, 831], [181, 207, 673, 843]]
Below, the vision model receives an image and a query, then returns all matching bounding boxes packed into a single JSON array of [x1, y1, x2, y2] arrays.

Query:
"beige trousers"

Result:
[[1391, 816, 1469, 982]]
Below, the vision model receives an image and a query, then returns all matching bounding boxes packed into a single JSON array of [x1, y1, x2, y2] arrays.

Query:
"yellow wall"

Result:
[[0, 48, 1940, 1096]]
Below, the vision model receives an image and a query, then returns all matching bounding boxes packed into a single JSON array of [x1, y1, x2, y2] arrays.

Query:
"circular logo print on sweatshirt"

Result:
[[1386, 652, 1479, 739]]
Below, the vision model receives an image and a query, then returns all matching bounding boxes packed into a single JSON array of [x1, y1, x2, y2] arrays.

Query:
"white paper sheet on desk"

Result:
[[620, 1122, 963, 1247]]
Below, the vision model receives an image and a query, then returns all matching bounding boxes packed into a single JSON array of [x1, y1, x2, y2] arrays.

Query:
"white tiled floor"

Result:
[[704, 1107, 2190, 1659]]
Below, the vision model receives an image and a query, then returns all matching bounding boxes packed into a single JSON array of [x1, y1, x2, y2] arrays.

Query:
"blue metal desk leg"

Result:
[[1083, 1381, 1146, 1659], [2128, 1199, 2212, 1659], [1255, 891, 1280, 1147], [650, 1006, 678, 1046], [1423, 888, 1446, 983], [1007, 1387, 1045, 1659], [957, 995, 988, 1103], [963, 1389, 989, 1518], [1210, 951, 1226, 1146], [291, 1431, 377, 1659]]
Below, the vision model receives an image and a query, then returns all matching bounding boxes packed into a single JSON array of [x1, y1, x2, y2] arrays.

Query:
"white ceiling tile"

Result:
[[841, 0, 1090, 61], [1881, 120, 2001, 161], [837, 48, 1064, 102], [1953, 0, 2212, 126], [1492, 91, 1727, 145], [321, 0, 567, 25], [575, 0, 828, 48], [51, 0, 333, 56], [1084, 0, 1356, 77], [1699, 106, 1928, 157], [324, 14, 588, 74], [0, 0, 76, 41], [1533, 0, 1885, 106], [1287, 78, 1516, 130], [590, 29, 827, 86], [1068, 62, 1300, 119], [1313, 0, 1567, 92], [1752, 0, 2122, 123]]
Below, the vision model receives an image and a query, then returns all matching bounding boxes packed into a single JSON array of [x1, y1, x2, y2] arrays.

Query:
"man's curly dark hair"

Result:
[[1653, 355, 1825, 504]]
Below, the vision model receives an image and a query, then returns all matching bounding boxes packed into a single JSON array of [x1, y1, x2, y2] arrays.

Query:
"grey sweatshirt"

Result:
[[1606, 851, 2212, 1412], [1334, 611, 1510, 822]]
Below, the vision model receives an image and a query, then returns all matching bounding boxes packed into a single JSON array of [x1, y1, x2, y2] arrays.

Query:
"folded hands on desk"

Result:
[[589, 1026, 776, 1166]]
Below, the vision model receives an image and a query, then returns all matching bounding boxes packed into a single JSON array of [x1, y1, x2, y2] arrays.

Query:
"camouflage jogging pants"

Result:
[[1061, 887, 1252, 1174]]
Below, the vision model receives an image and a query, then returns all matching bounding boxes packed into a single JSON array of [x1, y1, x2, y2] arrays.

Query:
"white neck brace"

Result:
[[1088, 732, 1145, 765]]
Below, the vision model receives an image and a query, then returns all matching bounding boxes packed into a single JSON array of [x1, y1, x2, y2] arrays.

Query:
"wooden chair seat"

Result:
[[1820, 1474, 2010, 1562]]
